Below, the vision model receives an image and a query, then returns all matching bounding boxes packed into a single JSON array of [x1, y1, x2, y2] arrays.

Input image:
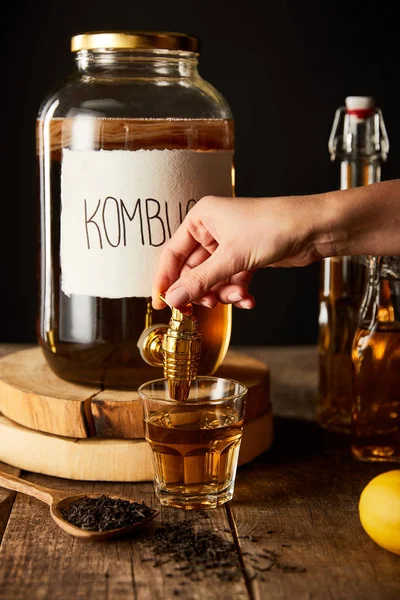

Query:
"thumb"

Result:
[[165, 248, 237, 307]]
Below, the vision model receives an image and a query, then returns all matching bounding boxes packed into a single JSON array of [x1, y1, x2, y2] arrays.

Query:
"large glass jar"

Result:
[[37, 31, 234, 388]]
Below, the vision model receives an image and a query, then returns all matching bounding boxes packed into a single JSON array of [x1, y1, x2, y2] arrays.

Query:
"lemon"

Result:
[[359, 470, 400, 555]]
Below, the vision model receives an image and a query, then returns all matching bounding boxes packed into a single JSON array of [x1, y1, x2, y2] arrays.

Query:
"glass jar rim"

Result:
[[71, 31, 200, 54], [138, 376, 247, 405]]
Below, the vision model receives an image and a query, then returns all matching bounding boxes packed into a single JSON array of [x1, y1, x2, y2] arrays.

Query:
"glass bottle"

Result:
[[352, 256, 400, 462], [37, 31, 234, 388], [317, 97, 389, 432]]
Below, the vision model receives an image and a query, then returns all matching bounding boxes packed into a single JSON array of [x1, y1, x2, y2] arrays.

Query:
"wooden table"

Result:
[[0, 345, 399, 600]]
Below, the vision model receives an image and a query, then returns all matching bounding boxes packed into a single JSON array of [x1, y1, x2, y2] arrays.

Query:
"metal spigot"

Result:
[[137, 295, 202, 400]]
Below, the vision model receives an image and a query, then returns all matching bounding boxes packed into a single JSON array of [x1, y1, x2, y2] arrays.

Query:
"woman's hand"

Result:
[[152, 180, 400, 310], [151, 193, 325, 309]]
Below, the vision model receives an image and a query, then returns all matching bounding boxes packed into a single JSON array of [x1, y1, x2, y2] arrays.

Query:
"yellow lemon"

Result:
[[359, 470, 400, 555]]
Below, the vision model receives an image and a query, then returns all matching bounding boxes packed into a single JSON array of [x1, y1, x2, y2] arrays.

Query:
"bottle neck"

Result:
[[339, 159, 381, 189], [75, 49, 200, 79]]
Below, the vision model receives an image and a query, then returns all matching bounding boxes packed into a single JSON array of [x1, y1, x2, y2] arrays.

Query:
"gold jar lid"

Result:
[[71, 31, 200, 53]]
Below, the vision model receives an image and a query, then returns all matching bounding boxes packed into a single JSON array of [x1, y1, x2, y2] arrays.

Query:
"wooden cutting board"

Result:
[[0, 348, 270, 439], [0, 410, 273, 481]]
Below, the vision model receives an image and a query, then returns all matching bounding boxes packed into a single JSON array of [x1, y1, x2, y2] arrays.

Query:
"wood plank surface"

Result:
[[229, 418, 400, 600], [0, 473, 249, 600], [0, 461, 20, 544], [237, 346, 318, 420]]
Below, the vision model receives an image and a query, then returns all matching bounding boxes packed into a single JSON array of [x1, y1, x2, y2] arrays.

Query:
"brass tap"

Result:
[[137, 294, 202, 401]]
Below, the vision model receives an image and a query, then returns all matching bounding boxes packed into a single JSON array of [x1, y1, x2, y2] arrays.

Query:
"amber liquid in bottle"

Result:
[[37, 118, 234, 387], [318, 255, 365, 431], [317, 161, 379, 432], [352, 279, 400, 462]]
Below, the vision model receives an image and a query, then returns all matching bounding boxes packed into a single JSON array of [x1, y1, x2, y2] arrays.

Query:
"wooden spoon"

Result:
[[0, 469, 158, 541]]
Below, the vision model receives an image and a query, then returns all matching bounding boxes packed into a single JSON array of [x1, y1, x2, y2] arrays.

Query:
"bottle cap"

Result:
[[71, 31, 200, 54], [345, 96, 375, 118], [329, 96, 388, 160]]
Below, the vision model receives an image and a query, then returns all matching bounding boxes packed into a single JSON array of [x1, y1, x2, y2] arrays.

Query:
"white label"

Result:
[[60, 149, 233, 298]]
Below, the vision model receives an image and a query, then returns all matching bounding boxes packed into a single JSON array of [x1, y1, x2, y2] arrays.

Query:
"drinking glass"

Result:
[[139, 377, 247, 509]]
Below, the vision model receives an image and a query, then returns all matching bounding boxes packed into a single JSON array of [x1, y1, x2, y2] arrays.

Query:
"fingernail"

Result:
[[239, 300, 252, 309], [166, 287, 190, 307], [227, 292, 243, 303], [199, 300, 213, 308]]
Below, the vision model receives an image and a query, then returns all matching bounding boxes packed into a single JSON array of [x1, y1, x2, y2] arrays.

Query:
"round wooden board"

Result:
[[0, 348, 270, 439], [0, 411, 273, 482]]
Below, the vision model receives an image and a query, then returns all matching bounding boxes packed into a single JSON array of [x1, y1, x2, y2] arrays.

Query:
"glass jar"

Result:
[[352, 256, 400, 462], [37, 31, 234, 388]]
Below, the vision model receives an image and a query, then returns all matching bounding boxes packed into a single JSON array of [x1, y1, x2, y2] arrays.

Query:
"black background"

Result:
[[2, 0, 399, 346]]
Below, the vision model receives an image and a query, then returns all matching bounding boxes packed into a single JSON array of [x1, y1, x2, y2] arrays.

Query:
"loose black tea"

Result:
[[247, 548, 306, 575], [146, 522, 242, 582], [61, 495, 155, 531], [145, 522, 306, 584]]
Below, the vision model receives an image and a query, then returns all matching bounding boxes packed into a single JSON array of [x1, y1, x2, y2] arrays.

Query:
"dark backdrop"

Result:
[[2, 0, 399, 345]]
